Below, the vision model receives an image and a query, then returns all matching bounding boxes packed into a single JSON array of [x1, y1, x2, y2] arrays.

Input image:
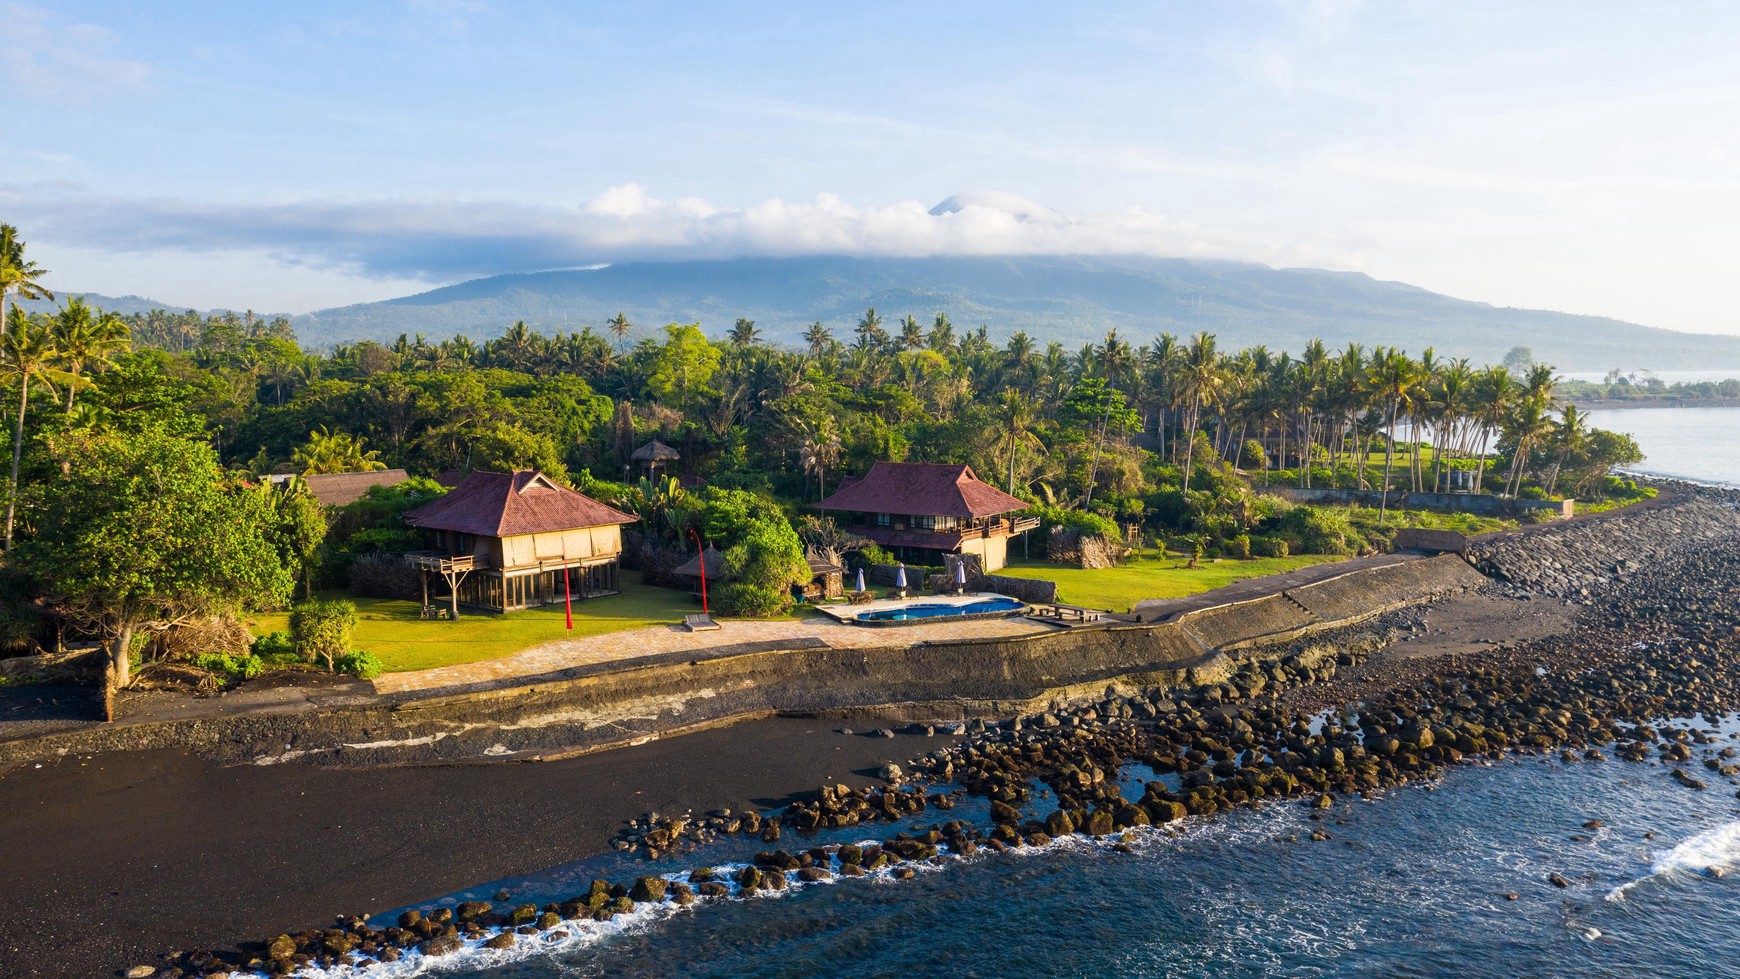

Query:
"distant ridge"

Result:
[[33, 255, 1740, 371], [291, 255, 1740, 370]]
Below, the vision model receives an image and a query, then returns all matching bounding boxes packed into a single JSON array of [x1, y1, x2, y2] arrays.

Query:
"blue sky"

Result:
[[6, 1, 1739, 334]]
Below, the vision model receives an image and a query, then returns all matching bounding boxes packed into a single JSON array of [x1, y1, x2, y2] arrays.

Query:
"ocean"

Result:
[[302, 409, 1740, 979], [1586, 406, 1740, 489]]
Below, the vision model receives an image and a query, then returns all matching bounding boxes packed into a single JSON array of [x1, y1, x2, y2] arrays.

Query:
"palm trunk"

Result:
[[1379, 399, 1398, 525], [66, 365, 80, 412], [5, 377, 27, 550], [1180, 396, 1201, 493]]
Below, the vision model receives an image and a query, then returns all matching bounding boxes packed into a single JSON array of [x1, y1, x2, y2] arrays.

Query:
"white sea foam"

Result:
[[1606, 820, 1740, 901]]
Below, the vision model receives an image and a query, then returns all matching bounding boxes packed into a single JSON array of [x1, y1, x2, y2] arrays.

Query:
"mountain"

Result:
[[15, 292, 195, 316], [289, 255, 1740, 370]]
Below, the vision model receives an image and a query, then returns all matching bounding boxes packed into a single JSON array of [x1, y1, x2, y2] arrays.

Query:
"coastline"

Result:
[[2, 483, 1737, 977], [0, 716, 953, 978], [1568, 397, 1740, 410]]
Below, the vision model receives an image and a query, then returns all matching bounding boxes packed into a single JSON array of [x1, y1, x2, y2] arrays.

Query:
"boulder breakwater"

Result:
[[136, 486, 1740, 978]]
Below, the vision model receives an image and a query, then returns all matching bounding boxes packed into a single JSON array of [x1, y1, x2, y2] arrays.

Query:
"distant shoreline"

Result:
[[1570, 398, 1740, 411]]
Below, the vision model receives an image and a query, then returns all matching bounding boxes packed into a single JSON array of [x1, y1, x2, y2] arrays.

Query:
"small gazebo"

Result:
[[671, 545, 725, 598], [632, 439, 681, 479]]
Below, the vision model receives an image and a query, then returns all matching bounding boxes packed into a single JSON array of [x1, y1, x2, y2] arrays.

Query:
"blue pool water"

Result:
[[856, 597, 1025, 622]]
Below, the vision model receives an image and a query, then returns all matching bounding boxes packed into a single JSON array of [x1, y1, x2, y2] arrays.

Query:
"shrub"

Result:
[[1251, 536, 1289, 558], [714, 582, 793, 618], [251, 629, 295, 662], [1226, 534, 1253, 560], [334, 650, 384, 679], [852, 544, 897, 570], [191, 652, 264, 682], [289, 599, 358, 671]]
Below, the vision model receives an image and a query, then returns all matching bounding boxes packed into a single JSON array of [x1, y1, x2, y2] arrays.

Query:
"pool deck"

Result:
[[372, 597, 1054, 696], [809, 591, 1017, 623]]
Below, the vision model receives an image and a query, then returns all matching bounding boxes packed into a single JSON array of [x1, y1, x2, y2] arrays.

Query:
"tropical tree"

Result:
[[1177, 332, 1226, 494], [798, 415, 843, 500], [607, 311, 634, 352], [19, 422, 294, 710], [992, 388, 1044, 494], [293, 425, 388, 474], [0, 224, 53, 339], [1366, 347, 1420, 524], [729, 318, 761, 348], [50, 298, 131, 411], [802, 321, 833, 359], [1, 317, 73, 549]]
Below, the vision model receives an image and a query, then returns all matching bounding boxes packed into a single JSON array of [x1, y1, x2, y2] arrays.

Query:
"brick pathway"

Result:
[[373, 613, 1053, 695]]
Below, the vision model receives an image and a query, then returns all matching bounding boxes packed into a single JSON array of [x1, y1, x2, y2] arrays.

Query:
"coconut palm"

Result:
[[798, 416, 843, 500], [606, 312, 633, 353], [50, 298, 131, 412], [0, 225, 54, 340], [993, 388, 1044, 494], [1, 317, 73, 548], [293, 425, 387, 475], [1177, 332, 1226, 494], [802, 321, 833, 359], [1366, 347, 1420, 524], [729, 318, 761, 348]]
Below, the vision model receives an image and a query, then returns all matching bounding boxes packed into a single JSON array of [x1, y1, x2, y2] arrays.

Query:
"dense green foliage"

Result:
[[288, 598, 358, 672]]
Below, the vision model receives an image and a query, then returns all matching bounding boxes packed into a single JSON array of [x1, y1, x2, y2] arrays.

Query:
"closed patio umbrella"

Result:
[[955, 561, 967, 587], [856, 568, 866, 592], [895, 563, 907, 589]]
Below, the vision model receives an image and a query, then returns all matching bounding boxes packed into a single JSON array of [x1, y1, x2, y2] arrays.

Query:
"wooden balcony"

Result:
[[404, 551, 479, 574]]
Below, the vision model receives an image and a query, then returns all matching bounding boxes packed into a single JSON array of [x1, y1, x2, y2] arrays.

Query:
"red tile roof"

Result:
[[814, 462, 1027, 519], [403, 470, 638, 537]]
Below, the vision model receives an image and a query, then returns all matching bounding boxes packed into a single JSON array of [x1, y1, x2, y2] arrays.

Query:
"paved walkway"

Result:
[[371, 612, 1054, 696]]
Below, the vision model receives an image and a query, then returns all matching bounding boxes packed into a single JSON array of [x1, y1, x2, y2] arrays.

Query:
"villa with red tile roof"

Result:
[[814, 462, 1037, 572], [402, 470, 637, 615]]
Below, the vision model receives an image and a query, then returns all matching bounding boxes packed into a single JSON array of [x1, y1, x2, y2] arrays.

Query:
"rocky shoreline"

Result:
[[122, 486, 1740, 978], [5, 485, 1739, 978]]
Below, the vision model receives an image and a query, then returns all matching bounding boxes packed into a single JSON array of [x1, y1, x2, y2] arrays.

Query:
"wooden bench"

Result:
[[846, 590, 877, 606], [683, 613, 722, 632], [1036, 603, 1103, 622]]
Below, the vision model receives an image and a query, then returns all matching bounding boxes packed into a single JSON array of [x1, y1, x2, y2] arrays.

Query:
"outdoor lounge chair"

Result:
[[684, 612, 722, 632]]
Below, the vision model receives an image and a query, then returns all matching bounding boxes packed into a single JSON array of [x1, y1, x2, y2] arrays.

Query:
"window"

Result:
[[876, 512, 891, 526]]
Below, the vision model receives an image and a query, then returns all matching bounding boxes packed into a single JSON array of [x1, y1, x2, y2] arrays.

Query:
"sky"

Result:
[[5, 0, 1739, 334]]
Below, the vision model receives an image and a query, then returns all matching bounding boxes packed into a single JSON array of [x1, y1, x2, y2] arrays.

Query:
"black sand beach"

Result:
[[0, 717, 947, 978]]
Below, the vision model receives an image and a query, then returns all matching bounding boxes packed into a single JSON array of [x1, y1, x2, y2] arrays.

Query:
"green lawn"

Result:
[[997, 551, 1345, 613], [246, 574, 793, 674]]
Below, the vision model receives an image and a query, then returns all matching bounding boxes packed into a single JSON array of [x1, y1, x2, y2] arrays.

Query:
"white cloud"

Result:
[[0, 3, 149, 103], [7, 183, 1365, 288]]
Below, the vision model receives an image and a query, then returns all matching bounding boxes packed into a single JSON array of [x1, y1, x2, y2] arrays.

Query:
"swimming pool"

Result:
[[856, 596, 1027, 622]]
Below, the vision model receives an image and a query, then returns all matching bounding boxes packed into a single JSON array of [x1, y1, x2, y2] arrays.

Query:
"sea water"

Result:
[[1586, 406, 1740, 489]]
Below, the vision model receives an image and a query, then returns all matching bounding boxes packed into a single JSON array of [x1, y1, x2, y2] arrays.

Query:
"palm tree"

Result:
[[899, 314, 924, 350], [50, 299, 131, 412], [1177, 332, 1225, 494], [293, 425, 388, 475], [0, 225, 54, 340], [798, 416, 843, 500], [1, 317, 71, 549], [993, 388, 1044, 494], [1545, 405, 1589, 497], [853, 307, 886, 350], [729, 318, 761, 348], [802, 321, 833, 359], [1366, 347, 1420, 524], [606, 312, 633, 353]]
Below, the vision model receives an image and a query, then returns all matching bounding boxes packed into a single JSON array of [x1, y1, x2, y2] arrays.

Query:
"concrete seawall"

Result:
[[0, 556, 1485, 768]]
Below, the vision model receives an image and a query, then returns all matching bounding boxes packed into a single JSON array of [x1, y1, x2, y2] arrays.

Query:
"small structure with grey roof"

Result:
[[401, 470, 638, 615], [814, 462, 1037, 572], [631, 439, 681, 479]]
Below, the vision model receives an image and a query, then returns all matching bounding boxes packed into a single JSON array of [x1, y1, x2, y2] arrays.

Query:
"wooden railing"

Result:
[[404, 551, 478, 574]]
